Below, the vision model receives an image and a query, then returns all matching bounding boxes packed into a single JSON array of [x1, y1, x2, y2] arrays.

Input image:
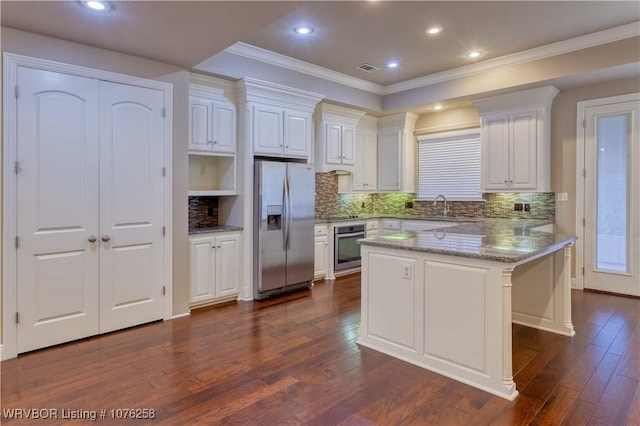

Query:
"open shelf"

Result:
[[189, 153, 236, 196]]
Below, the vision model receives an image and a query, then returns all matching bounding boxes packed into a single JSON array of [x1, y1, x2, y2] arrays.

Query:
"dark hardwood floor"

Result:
[[2, 274, 639, 425]]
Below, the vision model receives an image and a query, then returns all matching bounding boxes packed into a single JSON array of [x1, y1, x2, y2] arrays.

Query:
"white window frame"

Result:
[[416, 128, 482, 201]]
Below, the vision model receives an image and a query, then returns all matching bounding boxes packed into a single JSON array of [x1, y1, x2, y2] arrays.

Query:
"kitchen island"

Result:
[[357, 219, 576, 400]]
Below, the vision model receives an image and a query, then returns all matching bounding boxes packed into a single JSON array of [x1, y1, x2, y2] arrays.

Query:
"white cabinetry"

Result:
[[473, 86, 558, 192], [238, 78, 324, 160], [380, 219, 401, 235], [377, 113, 418, 192], [366, 220, 379, 238], [251, 104, 313, 158], [353, 115, 378, 191], [315, 103, 366, 173], [314, 225, 329, 279], [189, 232, 241, 307], [189, 95, 236, 154], [188, 77, 238, 196]]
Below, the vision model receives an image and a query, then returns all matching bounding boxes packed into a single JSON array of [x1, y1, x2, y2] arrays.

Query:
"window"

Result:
[[417, 128, 481, 201]]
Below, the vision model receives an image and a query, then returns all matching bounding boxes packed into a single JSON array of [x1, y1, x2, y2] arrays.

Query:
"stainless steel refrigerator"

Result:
[[254, 160, 315, 300]]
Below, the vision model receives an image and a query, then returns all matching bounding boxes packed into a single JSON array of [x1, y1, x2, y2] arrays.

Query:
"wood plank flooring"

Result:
[[2, 274, 639, 425]]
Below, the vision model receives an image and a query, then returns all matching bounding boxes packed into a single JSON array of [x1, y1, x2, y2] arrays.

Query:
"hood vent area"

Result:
[[356, 63, 381, 73]]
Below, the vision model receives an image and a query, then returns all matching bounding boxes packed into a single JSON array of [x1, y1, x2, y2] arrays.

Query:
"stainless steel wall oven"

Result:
[[334, 224, 365, 271]]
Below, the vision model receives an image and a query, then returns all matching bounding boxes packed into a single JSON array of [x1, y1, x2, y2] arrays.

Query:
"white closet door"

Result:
[[16, 67, 100, 353], [98, 81, 165, 333]]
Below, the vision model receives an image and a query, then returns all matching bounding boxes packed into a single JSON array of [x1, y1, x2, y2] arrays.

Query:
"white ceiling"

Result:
[[2, 1, 639, 93]]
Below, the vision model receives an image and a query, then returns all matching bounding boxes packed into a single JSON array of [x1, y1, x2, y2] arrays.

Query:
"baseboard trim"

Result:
[[583, 288, 640, 299], [171, 312, 190, 320]]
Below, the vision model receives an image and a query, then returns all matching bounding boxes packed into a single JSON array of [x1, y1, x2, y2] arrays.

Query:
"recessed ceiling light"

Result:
[[426, 27, 442, 35], [433, 104, 444, 110], [83, 0, 109, 11], [387, 62, 399, 69], [467, 51, 482, 59], [293, 25, 314, 35]]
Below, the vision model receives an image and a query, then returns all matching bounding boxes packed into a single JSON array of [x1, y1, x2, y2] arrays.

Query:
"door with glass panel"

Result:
[[583, 96, 639, 296]]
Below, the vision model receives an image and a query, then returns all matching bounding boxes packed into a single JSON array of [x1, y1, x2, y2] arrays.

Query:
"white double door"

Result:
[[16, 67, 166, 353]]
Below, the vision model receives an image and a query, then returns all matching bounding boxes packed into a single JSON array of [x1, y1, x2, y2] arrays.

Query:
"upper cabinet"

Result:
[[352, 115, 378, 192], [189, 79, 237, 154], [188, 75, 238, 196], [377, 112, 419, 193], [473, 86, 558, 192], [237, 78, 324, 160], [315, 103, 367, 173]]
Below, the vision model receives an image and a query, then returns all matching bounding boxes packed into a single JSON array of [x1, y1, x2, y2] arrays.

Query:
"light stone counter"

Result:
[[358, 218, 573, 265]]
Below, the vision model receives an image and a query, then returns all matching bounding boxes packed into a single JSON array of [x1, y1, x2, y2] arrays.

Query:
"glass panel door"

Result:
[[584, 97, 639, 296], [595, 115, 629, 273]]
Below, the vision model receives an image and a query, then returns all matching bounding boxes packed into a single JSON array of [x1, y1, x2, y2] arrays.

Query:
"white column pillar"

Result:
[[501, 268, 516, 390], [564, 243, 576, 336]]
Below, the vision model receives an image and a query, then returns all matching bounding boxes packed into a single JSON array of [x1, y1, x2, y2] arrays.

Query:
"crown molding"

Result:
[[473, 86, 559, 114], [224, 42, 386, 95], [237, 77, 324, 111], [384, 22, 640, 95], [224, 22, 639, 98]]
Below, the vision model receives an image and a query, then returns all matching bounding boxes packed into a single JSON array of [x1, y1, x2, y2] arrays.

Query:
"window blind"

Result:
[[417, 130, 482, 201]]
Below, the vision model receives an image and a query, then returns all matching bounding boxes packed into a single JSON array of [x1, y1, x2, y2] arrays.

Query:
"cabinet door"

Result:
[[314, 235, 328, 279], [509, 111, 538, 189], [353, 132, 377, 191], [216, 234, 240, 298], [325, 122, 343, 165], [481, 114, 510, 190], [211, 101, 236, 154], [253, 104, 283, 155], [341, 126, 356, 166], [377, 131, 400, 191], [284, 110, 311, 158], [189, 97, 213, 152], [190, 238, 216, 304]]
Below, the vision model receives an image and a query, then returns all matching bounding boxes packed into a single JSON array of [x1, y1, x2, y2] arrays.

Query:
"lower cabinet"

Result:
[[314, 225, 329, 279], [189, 232, 241, 307], [366, 220, 379, 238]]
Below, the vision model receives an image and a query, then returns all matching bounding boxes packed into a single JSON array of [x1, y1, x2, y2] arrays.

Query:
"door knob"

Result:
[[101, 235, 111, 242], [88, 235, 97, 243]]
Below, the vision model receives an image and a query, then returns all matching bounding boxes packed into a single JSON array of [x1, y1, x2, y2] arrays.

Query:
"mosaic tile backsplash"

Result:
[[315, 172, 555, 221], [189, 196, 219, 229]]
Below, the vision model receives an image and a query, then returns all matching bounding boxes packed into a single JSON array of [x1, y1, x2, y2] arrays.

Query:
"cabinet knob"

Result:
[[207, 140, 213, 144], [88, 235, 97, 243], [101, 235, 111, 242], [213, 140, 218, 144]]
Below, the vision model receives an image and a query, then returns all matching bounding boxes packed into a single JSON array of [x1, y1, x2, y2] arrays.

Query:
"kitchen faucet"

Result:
[[433, 194, 449, 217]]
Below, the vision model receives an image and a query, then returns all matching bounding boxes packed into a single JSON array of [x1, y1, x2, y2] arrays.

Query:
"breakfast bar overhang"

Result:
[[357, 220, 576, 400]]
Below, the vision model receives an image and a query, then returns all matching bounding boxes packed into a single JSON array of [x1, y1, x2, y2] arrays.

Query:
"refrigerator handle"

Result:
[[285, 174, 292, 251]]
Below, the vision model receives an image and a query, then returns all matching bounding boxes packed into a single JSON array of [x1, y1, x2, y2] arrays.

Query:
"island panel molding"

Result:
[[358, 220, 576, 400]]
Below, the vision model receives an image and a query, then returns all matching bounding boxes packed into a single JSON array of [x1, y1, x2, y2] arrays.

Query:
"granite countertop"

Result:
[[358, 218, 576, 264], [189, 225, 243, 235], [315, 215, 476, 224]]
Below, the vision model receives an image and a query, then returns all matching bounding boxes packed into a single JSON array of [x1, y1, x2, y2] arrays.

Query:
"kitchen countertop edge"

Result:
[[358, 219, 574, 264], [189, 226, 243, 235]]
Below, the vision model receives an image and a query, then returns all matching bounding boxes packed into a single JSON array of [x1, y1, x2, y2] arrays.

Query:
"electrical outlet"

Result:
[[405, 201, 414, 209], [557, 192, 569, 202], [402, 264, 412, 279], [524, 203, 531, 212], [514, 203, 523, 211]]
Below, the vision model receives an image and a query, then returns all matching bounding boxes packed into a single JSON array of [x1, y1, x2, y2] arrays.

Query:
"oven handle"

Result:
[[336, 231, 366, 238]]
